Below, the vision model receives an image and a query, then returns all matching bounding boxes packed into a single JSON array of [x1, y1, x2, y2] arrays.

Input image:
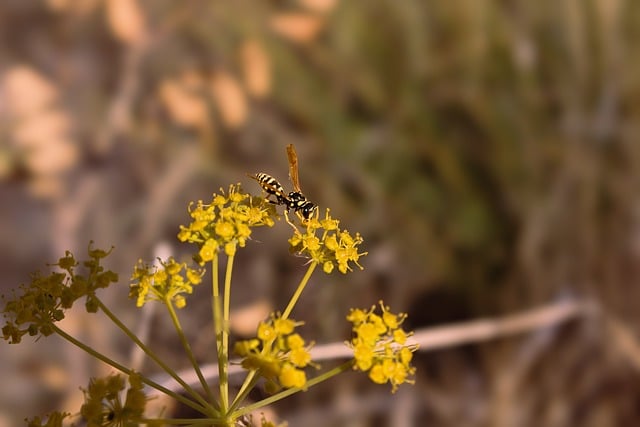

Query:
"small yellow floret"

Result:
[[257, 322, 276, 341], [289, 347, 311, 368], [278, 364, 307, 389]]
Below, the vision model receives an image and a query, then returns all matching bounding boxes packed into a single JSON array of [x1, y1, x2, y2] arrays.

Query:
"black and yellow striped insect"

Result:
[[251, 172, 289, 206], [249, 144, 318, 224], [285, 144, 317, 221]]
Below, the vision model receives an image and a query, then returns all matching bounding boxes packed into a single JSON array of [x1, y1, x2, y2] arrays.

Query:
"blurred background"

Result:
[[2, 0, 640, 426]]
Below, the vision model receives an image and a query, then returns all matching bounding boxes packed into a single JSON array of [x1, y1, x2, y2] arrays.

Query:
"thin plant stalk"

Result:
[[228, 370, 260, 413], [231, 260, 317, 411], [96, 299, 215, 413], [235, 360, 355, 418], [282, 261, 317, 319], [51, 324, 210, 415], [211, 253, 229, 413], [165, 297, 215, 404], [219, 251, 235, 413]]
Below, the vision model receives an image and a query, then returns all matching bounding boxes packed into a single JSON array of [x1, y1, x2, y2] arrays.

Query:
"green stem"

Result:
[[165, 298, 215, 404], [96, 299, 215, 414], [211, 253, 229, 414], [282, 261, 317, 319], [234, 360, 355, 418], [211, 253, 220, 343], [218, 251, 235, 412], [230, 260, 318, 410], [228, 369, 260, 413], [51, 324, 209, 415]]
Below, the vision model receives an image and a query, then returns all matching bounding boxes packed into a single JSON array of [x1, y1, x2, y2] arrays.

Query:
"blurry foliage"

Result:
[[2, 0, 640, 425]]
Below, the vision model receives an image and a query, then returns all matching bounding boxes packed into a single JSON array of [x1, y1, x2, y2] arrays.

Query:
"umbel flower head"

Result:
[[347, 301, 418, 393], [25, 411, 70, 427], [288, 208, 367, 274], [234, 314, 315, 391], [80, 373, 147, 427], [177, 184, 276, 261], [129, 257, 203, 308], [2, 243, 118, 344]]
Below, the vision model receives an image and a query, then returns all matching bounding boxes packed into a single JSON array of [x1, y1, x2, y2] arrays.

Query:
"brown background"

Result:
[[2, 1, 640, 426]]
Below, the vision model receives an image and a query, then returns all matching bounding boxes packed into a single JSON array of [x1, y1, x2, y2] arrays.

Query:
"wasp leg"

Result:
[[294, 210, 307, 224], [262, 192, 284, 206], [284, 210, 299, 232]]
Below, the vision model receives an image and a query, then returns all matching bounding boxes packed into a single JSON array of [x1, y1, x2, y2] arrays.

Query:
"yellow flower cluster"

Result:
[[2, 244, 118, 344], [347, 301, 417, 393], [26, 411, 70, 427], [234, 315, 314, 390], [259, 415, 287, 427], [177, 184, 276, 260], [129, 257, 203, 308], [80, 373, 146, 427], [288, 209, 367, 274]]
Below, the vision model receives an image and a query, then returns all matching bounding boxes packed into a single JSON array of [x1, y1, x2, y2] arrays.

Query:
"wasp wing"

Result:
[[286, 144, 302, 193]]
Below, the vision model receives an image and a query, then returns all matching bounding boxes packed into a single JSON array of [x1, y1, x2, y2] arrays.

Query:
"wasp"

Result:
[[249, 144, 318, 224], [252, 172, 289, 206]]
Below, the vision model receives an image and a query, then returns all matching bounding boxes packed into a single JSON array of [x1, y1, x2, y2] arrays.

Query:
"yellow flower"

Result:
[[190, 219, 208, 232], [174, 295, 186, 309], [178, 184, 276, 263], [287, 333, 305, 349], [289, 347, 311, 368], [198, 239, 218, 263], [287, 209, 367, 275], [355, 322, 383, 346], [177, 226, 192, 242], [324, 234, 339, 251], [278, 363, 307, 389], [215, 221, 235, 239], [353, 342, 374, 371], [323, 261, 335, 274], [383, 310, 400, 329], [288, 231, 303, 248], [241, 354, 281, 379], [274, 318, 296, 335], [80, 373, 146, 426], [234, 339, 260, 356], [320, 216, 339, 231], [236, 223, 251, 240], [400, 346, 414, 364], [234, 314, 314, 391], [186, 268, 203, 285], [346, 308, 369, 325], [2, 244, 118, 343], [129, 258, 203, 308], [347, 301, 417, 393], [258, 322, 276, 341], [25, 411, 70, 427], [224, 242, 237, 256], [302, 234, 321, 251], [230, 191, 247, 203], [368, 364, 387, 385], [393, 328, 408, 345], [259, 414, 288, 427]]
